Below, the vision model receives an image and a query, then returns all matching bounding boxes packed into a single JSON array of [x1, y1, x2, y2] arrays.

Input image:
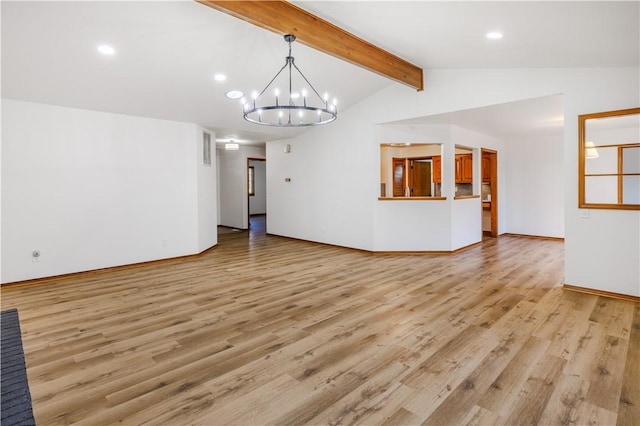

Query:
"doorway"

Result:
[[247, 158, 266, 236], [481, 149, 498, 237]]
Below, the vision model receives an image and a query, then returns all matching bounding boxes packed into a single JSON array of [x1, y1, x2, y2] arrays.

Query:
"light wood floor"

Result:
[[1, 233, 638, 425]]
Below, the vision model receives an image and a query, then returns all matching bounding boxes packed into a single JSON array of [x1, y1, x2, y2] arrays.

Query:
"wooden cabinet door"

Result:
[[461, 154, 473, 183], [482, 155, 491, 182], [392, 158, 406, 197], [455, 154, 472, 183], [432, 156, 441, 183]]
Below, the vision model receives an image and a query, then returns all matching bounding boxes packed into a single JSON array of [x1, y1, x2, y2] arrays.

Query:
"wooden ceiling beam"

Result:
[[196, 0, 424, 91]]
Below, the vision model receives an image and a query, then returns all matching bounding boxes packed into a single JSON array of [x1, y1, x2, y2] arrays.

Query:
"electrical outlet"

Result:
[[579, 209, 590, 219], [32, 250, 41, 262], [162, 239, 168, 247]]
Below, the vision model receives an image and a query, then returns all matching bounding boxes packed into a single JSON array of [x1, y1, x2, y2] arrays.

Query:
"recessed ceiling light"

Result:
[[226, 90, 244, 99], [486, 32, 503, 40], [214, 73, 227, 82], [97, 44, 116, 55]]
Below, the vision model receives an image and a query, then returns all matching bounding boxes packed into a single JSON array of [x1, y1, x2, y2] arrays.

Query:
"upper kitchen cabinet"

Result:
[[458, 154, 473, 183], [433, 155, 442, 183], [482, 155, 491, 182], [454, 147, 473, 184]]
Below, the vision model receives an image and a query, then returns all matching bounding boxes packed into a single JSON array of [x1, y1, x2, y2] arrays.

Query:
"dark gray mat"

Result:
[[1, 308, 36, 426]]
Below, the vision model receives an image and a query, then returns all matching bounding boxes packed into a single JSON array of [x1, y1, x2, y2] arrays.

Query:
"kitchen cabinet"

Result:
[[455, 154, 473, 183], [461, 154, 473, 183], [482, 155, 491, 182], [433, 155, 441, 183]]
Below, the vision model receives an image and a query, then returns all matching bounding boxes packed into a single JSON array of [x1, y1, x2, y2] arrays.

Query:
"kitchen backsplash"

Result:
[[456, 183, 473, 196]]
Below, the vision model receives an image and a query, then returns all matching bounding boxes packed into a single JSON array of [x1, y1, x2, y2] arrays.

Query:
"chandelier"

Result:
[[242, 34, 337, 127]]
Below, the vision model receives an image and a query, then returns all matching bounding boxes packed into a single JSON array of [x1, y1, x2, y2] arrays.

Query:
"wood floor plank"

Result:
[[381, 407, 421, 426], [584, 334, 629, 412], [501, 354, 567, 425], [303, 345, 410, 425], [1, 232, 637, 425], [460, 405, 504, 426], [618, 303, 640, 425], [400, 325, 499, 420], [477, 335, 551, 418], [589, 296, 635, 339], [422, 312, 540, 425], [537, 373, 617, 425]]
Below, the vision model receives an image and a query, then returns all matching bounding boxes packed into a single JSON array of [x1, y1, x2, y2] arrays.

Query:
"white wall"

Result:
[[197, 128, 218, 252], [267, 67, 639, 297], [217, 145, 265, 229], [563, 69, 640, 297], [451, 198, 482, 249], [249, 160, 266, 215], [267, 118, 377, 251], [504, 133, 564, 238], [373, 200, 451, 251], [1, 99, 217, 283]]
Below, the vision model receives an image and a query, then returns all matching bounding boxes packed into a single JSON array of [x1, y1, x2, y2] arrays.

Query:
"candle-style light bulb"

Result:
[[274, 88, 279, 106]]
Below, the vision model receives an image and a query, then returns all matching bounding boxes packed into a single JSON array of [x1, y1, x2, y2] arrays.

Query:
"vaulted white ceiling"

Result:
[[2, 1, 638, 145]]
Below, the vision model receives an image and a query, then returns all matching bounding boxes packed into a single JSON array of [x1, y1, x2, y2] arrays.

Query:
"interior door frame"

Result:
[[247, 157, 266, 229], [481, 148, 499, 237]]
